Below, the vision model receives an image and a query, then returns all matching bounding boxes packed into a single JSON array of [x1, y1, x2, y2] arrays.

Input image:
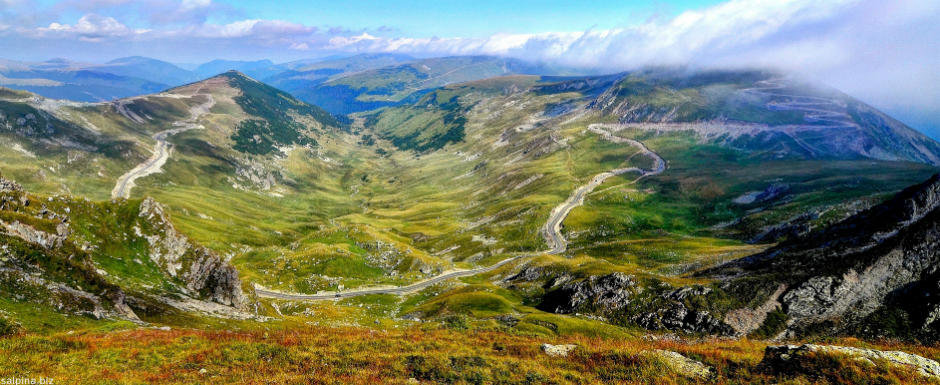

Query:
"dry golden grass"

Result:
[[3, 325, 939, 385]]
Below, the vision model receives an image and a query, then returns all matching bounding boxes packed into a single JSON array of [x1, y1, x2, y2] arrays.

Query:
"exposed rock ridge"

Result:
[[137, 197, 244, 307], [708, 174, 940, 339], [1, 220, 69, 249], [0, 178, 23, 192], [505, 266, 734, 335]]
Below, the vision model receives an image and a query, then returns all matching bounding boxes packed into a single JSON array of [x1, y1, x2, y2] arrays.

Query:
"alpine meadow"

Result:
[[1, 1, 940, 384]]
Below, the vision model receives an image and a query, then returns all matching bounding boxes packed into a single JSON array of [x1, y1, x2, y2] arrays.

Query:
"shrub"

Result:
[[443, 314, 470, 330], [0, 313, 21, 336]]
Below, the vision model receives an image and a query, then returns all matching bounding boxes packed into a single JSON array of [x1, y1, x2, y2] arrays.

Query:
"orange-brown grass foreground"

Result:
[[2, 326, 939, 385]]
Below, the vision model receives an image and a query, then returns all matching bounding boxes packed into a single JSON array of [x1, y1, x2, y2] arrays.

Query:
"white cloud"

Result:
[[289, 42, 309, 51], [191, 19, 315, 39], [36, 14, 144, 41], [180, 0, 210, 11], [323, 0, 863, 68]]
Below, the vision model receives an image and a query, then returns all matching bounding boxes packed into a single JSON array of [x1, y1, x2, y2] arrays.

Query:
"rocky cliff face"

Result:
[[0, 176, 245, 324], [137, 197, 244, 307], [504, 174, 940, 340], [709, 173, 940, 340]]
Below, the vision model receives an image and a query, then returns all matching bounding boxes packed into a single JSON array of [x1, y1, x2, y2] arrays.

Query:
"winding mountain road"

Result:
[[743, 79, 856, 128], [257, 256, 525, 300], [740, 79, 860, 158], [540, 124, 667, 254], [255, 123, 666, 300], [111, 93, 214, 199]]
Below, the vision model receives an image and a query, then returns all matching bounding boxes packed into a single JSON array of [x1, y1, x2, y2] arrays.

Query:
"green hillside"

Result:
[[0, 68, 938, 385]]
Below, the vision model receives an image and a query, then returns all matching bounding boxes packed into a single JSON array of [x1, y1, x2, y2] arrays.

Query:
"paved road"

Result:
[[111, 93, 213, 199], [740, 79, 859, 158], [539, 124, 666, 254], [255, 124, 666, 300], [257, 255, 525, 300]]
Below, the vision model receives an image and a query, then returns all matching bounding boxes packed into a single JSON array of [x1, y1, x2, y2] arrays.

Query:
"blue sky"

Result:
[[1, 0, 939, 138], [227, 0, 722, 37], [32, 0, 724, 38]]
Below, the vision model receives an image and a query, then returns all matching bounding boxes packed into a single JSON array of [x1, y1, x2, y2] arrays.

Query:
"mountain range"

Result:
[[2, 54, 940, 383]]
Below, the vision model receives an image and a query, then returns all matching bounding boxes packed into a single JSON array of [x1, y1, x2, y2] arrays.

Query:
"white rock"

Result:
[[541, 343, 577, 357]]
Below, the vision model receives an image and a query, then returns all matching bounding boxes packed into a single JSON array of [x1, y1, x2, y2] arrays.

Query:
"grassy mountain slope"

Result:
[[0, 176, 245, 329], [587, 69, 940, 164], [0, 66, 938, 368], [0, 70, 347, 198], [219, 71, 347, 154], [351, 69, 938, 329]]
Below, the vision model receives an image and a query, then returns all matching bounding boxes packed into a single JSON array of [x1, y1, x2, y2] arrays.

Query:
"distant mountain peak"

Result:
[[203, 59, 274, 65], [106, 56, 166, 64], [220, 69, 249, 78]]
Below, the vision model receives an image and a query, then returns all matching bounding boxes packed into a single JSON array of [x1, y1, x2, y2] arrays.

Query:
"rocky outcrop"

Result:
[[0, 175, 243, 321], [1, 220, 68, 249], [232, 157, 280, 191], [137, 197, 244, 307], [633, 286, 734, 335], [504, 264, 557, 284], [708, 174, 940, 340], [0, 177, 22, 192], [723, 284, 787, 337], [507, 267, 736, 335], [0, 258, 138, 321], [0, 182, 140, 321], [538, 273, 636, 314], [182, 247, 244, 307], [760, 344, 940, 379], [0, 187, 69, 249], [641, 350, 715, 381]]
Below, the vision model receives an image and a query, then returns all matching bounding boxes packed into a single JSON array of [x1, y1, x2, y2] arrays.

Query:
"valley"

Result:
[[257, 123, 667, 299]]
